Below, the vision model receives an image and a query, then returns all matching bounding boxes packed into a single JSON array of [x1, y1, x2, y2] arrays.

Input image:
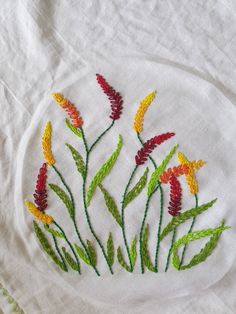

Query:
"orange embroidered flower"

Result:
[[52, 93, 83, 128], [160, 164, 190, 184], [25, 200, 53, 224]]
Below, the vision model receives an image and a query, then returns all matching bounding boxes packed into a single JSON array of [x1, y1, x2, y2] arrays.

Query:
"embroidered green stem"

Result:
[[121, 165, 138, 271], [137, 133, 164, 272], [52, 165, 100, 276], [178, 194, 198, 269], [80, 127, 114, 274], [53, 221, 81, 274], [164, 227, 176, 272], [52, 233, 68, 272], [89, 120, 115, 153], [139, 185, 159, 273], [154, 184, 164, 272]]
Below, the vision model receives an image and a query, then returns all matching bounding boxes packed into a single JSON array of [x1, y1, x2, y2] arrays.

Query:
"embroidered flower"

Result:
[[168, 175, 182, 216], [177, 152, 199, 194], [160, 160, 206, 184], [133, 91, 157, 133], [25, 200, 53, 224], [42, 121, 55, 166], [52, 93, 83, 128], [135, 132, 175, 165], [33, 163, 48, 212], [96, 73, 123, 120]]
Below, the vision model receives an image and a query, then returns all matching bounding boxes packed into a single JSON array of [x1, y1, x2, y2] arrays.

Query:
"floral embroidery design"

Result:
[[25, 74, 230, 275]]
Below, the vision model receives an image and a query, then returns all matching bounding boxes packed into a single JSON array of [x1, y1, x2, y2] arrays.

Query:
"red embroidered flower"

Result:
[[168, 175, 182, 217], [135, 132, 175, 165], [33, 163, 48, 212], [96, 73, 123, 120]]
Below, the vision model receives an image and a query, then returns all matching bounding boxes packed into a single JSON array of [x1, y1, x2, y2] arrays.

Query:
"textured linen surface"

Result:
[[1, 1, 236, 313]]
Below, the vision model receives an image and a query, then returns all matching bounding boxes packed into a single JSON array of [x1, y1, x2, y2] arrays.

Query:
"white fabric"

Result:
[[1, 1, 236, 313]]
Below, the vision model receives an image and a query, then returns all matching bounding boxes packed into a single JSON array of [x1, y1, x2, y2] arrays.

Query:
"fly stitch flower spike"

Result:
[[42, 121, 56, 166], [133, 91, 157, 133], [177, 152, 199, 194], [96, 73, 123, 120], [135, 132, 175, 165], [168, 175, 182, 216], [51, 93, 84, 128], [25, 200, 53, 224], [34, 163, 48, 212]]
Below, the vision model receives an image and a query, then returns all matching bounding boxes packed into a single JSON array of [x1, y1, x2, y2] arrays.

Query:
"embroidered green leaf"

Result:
[[130, 236, 137, 267], [44, 224, 64, 238], [99, 184, 122, 227], [65, 118, 82, 138], [142, 224, 156, 272], [147, 145, 178, 196], [171, 221, 230, 270], [66, 143, 86, 179], [49, 183, 74, 218], [74, 244, 91, 265], [123, 167, 149, 208], [86, 135, 123, 206], [86, 240, 97, 266], [107, 232, 115, 266], [160, 199, 217, 240], [62, 247, 79, 271], [33, 221, 67, 271], [117, 247, 131, 272]]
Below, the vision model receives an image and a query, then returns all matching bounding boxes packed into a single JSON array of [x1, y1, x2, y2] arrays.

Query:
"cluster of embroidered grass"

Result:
[[25, 74, 230, 276]]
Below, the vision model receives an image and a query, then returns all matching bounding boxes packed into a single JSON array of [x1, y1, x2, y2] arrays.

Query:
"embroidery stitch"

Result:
[[25, 74, 230, 276]]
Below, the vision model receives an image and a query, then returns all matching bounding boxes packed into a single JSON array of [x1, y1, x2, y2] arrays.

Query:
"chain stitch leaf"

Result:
[[65, 118, 82, 138], [86, 135, 123, 206], [142, 224, 156, 272], [160, 199, 217, 240], [66, 143, 86, 179], [62, 247, 80, 271], [107, 232, 115, 266], [86, 240, 97, 266], [99, 184, 122, 226], [74, 244, 91, 265], [123, 167, 149, 208], [147, 145, 178, 196], [44, 225, 64, 238], [171, 222, 230, 270], [130, 236, 137, 267], [49, 183, 74, 218], [117, 247, 131, 272], [33, 221, 67, 271]]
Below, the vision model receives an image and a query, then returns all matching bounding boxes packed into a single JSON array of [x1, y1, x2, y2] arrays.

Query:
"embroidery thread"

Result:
[[25, 75, 230, 276]]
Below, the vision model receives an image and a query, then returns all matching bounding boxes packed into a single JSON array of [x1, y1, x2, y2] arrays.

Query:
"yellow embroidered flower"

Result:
[[133, 91, 157, 133], [177, 152, 200, 194], [25, 200, 53, 224], [42, 121, 55, 166], [51, 93, 67, 106], [191, 160, 206, 170]]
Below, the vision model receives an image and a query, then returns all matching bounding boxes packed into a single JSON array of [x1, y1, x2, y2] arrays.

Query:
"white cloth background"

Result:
[[1, 0, 236, 313]]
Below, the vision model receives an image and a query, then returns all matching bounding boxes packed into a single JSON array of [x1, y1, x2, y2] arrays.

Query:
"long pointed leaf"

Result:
[[142, 224, 156, 272], [44, 225, 64, 238], [33, 221, 67, 271], [117, 247, 131, 272], [147, 145, 178, 196], [86, 135, 123, 206], [99, 184, 122, 227], [160, 199, 217, 240], [107, 232, 115, 266], [171, 222, 230, 270], [66, 143, 86, 179], [86, 240, 97, 266], [49, 183, 74, 218], [123, 168, 149, 208], [62, 247, 79, 271], [74, 244, 91, 265], [130, 236, 137, 267], [65, 118, 82, 138]]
